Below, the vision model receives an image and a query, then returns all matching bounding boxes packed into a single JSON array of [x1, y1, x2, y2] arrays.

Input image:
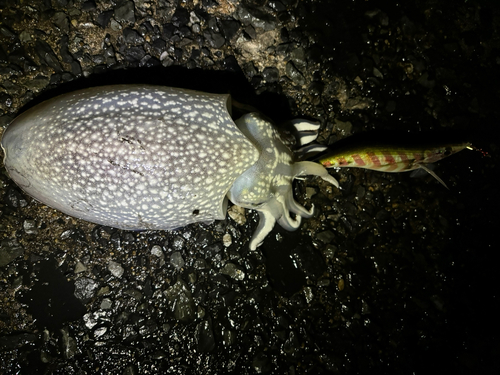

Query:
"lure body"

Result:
[[318, 134, 471, 187], [319, 143, 470, 171], [1, 85, 337, 250]]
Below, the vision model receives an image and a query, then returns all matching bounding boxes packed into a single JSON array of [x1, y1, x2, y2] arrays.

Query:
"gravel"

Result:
[[0, 0, 499, 374]]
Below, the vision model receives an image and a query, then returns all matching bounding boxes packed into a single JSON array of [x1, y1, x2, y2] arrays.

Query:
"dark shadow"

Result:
[[17, 66, 294, 124], [17, 258, 86, 331]]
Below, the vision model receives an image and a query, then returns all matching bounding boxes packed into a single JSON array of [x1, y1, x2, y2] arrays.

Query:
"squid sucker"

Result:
[[1, 85, 338, 250], [317, 132, 473, 189]]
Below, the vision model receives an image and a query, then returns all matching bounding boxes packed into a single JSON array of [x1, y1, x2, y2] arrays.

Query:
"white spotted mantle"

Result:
[[2, 85, 259, 230]]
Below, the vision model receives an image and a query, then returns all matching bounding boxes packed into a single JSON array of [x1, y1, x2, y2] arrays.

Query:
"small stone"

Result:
[[196, 319, 215, 352], [171, 7, 189, 27], [160, 53, 174, 67], [96, 10, 113, 28], [204, 30, 225, 48], [97, 286, 110, 297], [315, 230, 335, 244], [338, 279, 345, 291], [194, 258, 208, 270], [82, 1, 96, 11], [164, 280, 196, 322], [285, 61, 305, 85], [373, 67, 383, 78], [100, 298, 112, 310], [152, 38, 166, 54], [220, 19, 240, 40], [322, 244, 337, 260], [114, 1, 136, 24], [0, 93, 12, 110], [110, 19, 122, 31], [60, 35, 73, 64], [19, 30, 31, 43], [151, 245, 164, 258], [53, 12, 70, 33], [123, 28, 144, 44], [172, 236, 185, 250], [6, 188, 27, 208], [223, 233, 232, 247], [189, 11, 200, 24], [93, 326, 107, 338], [262, 67, 279, 82], [60, 230, 73, 240], [334, 118, 353, 135], [11, 276, 23, 292], [0, 239, 24, 267], [162, 23, 175, 39], [108, 260, 124, 278], [74, 277, 98, 301], [170, 251, 185, 270], [23, 220, 38, 235], [31, 75, 50, 90], [221, 263, 245, 280], [236, 6, 276, 31], [228, 205, 246, 225], [74, 261, 87, 274], [268, 0, 287, 13], [83, 312, 98, 329], [124, 288, 143, 301], [35, 41, 62, 73], [125, 46, 146, 63], [303, 286, 313, 303], [60, 328, 77, 359], [187, 272, 197, 284], [290, 47, 306, 69], [244, 25, 256, 39]]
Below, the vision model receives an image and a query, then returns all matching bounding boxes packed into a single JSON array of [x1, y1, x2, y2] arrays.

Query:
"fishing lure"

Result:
[[1, 85, 338, 250], [317, 132, 474, 188]]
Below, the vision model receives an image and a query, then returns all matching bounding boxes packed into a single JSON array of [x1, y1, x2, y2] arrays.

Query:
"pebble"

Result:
[[23, 220, 38, 235], [262, 66, 279, 82], [123, 28, 144, 44], [60, 328, 77, 359], [74, 261, 87, 274], [223, 233, 232, 247], [96, 10, 113, 28], [114, 1, 135, 23], [151, 245, 164, 258], [74, 277, 98, 301], [195, 320, 215, 352], [164, 280, 196, 322], [286, 60, 306, 85], [0, 239, 24, 267], [34, 41, 62, 72], [228, 205, 246, 225], [220, 19, 240, 40], [108, 261, 124, 278], [221, 263, 245, 280], [170, 251, 185, 270]]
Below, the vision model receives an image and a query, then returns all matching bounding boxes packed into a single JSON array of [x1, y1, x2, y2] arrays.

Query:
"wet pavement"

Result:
[[0, 0, 498, 373]]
